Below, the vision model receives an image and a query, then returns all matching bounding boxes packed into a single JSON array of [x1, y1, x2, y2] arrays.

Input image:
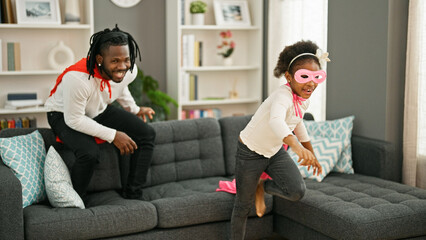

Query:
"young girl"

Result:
[[230, 40, 328, 240]]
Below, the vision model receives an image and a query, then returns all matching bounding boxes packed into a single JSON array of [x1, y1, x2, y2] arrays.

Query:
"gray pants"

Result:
[[230, 141, 306, 240]]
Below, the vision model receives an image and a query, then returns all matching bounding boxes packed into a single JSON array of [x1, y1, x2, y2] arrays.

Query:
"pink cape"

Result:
[[216, 172, 272, 194]]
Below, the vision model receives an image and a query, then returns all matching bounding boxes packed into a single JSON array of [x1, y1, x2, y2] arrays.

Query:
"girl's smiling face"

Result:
[[285, 60, 321, 99]]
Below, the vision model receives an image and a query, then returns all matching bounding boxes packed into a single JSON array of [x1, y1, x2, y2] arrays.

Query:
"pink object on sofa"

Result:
[[216, 173, 272, 194]]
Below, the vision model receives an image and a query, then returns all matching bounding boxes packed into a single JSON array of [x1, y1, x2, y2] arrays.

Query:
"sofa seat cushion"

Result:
[[273, 173, 426, 240], [23, 190, 157, 240], [144, 176, 273, 228]]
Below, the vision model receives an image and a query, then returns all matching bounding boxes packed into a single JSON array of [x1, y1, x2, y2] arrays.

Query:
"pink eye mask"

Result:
[[294, 69, 326, 84]]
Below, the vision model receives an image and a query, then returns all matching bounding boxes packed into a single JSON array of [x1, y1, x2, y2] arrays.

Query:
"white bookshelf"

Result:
[[0, 0, 94, 128], [166, 0, 263, 119]]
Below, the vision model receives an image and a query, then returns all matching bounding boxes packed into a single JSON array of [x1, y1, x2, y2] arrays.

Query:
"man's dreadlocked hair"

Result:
[[86, 24, 141, 78]]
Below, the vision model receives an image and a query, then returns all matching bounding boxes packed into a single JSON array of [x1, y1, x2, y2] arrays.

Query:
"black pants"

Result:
[[47, 105, 156, 199]]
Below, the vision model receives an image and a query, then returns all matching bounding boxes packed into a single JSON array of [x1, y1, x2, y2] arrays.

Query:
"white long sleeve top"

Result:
[[240, 84, 311, 158], [44, 65, 139, 143]]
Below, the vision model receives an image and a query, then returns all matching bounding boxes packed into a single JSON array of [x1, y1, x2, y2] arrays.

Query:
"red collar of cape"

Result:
[[49, 58, 111, 99]]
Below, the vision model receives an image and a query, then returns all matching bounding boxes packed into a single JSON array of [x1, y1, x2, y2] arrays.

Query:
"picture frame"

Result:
[[15, 0, 61, 25], [213, 0, 251, 26]]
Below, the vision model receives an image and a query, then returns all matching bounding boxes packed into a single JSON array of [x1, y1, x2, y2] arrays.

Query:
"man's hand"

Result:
[[137, 107, 155, 122], [113, 131, 137, 155]]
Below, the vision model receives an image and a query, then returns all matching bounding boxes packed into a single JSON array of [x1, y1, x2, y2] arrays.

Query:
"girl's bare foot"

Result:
[[255, 179, 266, 217]]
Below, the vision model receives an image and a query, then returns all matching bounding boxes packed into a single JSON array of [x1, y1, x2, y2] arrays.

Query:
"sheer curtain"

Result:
[[403, 0, 426, 189], [267, 0, 328, 121]]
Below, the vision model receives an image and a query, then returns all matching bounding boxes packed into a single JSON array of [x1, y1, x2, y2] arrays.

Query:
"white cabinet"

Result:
[[166, 0, 263, 119], [0, 0, 94, 128]]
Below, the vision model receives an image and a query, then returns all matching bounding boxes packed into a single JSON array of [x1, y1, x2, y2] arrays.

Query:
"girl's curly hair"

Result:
[[273, 40, 320, 78]]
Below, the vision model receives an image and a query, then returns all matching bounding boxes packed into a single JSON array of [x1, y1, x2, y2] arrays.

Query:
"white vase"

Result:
[[65, 0, 81, 24], [191, 13, 205, 25], [48, 41, 75, 70], [223, 57, 233, 66]]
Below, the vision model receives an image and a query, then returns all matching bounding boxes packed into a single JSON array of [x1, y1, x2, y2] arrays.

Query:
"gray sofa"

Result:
[[1, 115, 425, 240]]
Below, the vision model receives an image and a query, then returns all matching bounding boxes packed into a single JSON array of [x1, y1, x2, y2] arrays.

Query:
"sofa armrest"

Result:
[[0, 161, 24, 239], [351, 135, 400, 182]]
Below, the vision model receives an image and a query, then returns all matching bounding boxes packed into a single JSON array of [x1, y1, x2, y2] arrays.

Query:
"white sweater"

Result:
[[240, 84, 310, 158], [44, 65, 139, 143]]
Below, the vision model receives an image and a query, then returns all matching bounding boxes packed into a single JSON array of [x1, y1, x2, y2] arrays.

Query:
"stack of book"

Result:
[[181, 108, 222, 120], [1, 41, 21, 71], [181, 73, 198, 101], [4, 93, 43, 110], [182, 34, 203, 67]]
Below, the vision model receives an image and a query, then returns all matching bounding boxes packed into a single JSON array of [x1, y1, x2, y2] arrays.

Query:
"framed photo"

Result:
[[16, 0, 61, 25], [214, 0, 251, 26]]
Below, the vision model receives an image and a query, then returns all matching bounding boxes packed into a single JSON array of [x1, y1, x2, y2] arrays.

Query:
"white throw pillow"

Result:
[[44, 146, 85, 209]]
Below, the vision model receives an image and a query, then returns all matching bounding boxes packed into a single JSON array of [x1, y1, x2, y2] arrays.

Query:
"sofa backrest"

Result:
[[141, 117, 226, 187], [218, 115, 252, 176], [0, 128, 122, 193]]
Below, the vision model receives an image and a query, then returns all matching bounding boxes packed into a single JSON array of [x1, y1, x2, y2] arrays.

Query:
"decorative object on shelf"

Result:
[[213, 0, 251, 26], [217, 30, 235, 66], [110, 0, 141, 8], [15, 0, 61, 25], [48, 41, 75, 70], [64, 0, 81, 24], [229, 78, 239, 99], [126, 67, 178, 122], [189, 0, 207, 25]]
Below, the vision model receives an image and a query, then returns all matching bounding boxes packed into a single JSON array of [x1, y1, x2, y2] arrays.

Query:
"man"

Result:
[[45, 25, 156, 201]]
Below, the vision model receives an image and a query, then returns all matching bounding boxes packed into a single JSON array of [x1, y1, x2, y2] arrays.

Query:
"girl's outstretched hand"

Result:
[[292, 146, 323, 176], [283, 135, 323, 176]]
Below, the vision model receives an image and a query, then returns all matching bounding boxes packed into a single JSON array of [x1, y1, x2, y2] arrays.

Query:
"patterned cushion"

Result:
[[0, 130, 46, 208], [44, 146, 85, 209], [304, 116, 355, 174], [288, 136, 345, 182]]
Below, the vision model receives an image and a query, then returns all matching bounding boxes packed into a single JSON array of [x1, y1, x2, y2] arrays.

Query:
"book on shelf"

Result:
[[14, 42, 21, 71], [189, 74, 198, 100], [7, 42, 14, 71], [181, 0, 191, 25], [7, 93, 37, 101], [0, 39, 2, 72], [1, 0, 15, 24], [181, 108, 222, 120]]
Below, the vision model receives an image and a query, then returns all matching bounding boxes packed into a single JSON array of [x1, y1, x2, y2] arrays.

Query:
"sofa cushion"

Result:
[[0, 130, 47, 208], [144, 176, 273, 228], [144, 118, 226, 187], [23, 190, 157, 240], [273, 173, 426, 240], [56, 143, 122, 192]]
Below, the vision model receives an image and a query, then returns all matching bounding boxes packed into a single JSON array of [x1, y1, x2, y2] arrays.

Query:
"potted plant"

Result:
[[217, 30, 235, 66], [190, 1, 207, 25], [118, 67, 178, 122]]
